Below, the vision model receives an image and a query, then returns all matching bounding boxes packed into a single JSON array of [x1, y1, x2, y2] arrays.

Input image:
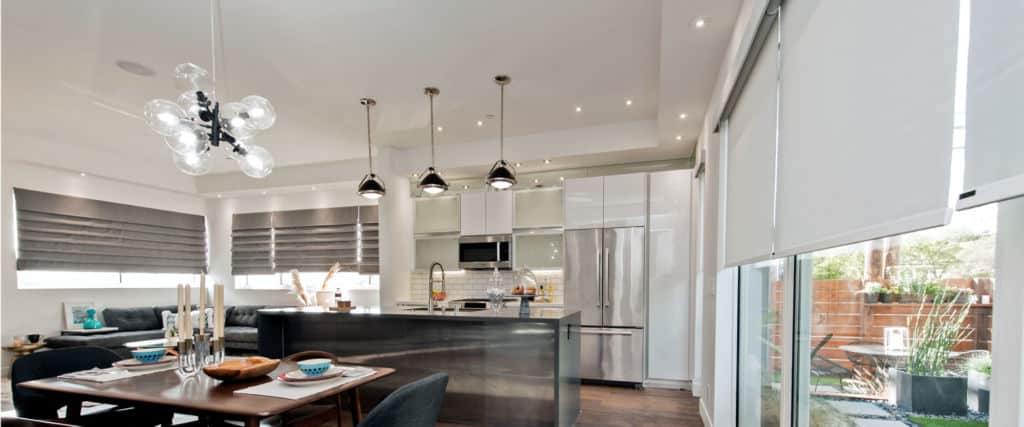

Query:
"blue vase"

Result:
[[83, 308, 103, 329]]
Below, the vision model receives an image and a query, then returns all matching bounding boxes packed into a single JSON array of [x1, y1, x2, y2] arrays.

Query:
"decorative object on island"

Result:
[[486, 287, 506, 312], [485, 75, 517, 190], [889, 290, 973, 416], [418, 87, 449, 195], [357, 98, 386, 199], [63, 302, 97, 330], [290, 269, 312, 306], [142, 0, 276, 178]]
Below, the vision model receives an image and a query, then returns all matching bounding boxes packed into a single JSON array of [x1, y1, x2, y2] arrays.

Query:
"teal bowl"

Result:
[[297, 358, 332, 377], [131, 348, 167, 364]]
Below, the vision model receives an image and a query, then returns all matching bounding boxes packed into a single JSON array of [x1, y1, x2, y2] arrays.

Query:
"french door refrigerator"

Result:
[[564, 227, 645, 383]]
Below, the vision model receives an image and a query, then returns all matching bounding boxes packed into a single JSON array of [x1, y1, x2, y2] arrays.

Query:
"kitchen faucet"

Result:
[[428, 262, 446, 314]]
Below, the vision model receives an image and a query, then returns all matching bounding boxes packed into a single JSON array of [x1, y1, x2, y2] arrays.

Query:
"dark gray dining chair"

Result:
[[358, 373, 449, 427], [11, 346, 172, 426]]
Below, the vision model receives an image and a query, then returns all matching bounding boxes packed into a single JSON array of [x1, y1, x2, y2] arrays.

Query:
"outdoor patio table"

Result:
[[839, 343, 964, 368], [17, 360, 395, 427]]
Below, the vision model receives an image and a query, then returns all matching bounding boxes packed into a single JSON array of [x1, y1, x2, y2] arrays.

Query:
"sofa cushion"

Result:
[[225, 305, 264, 327], [223, 326, 258, 344], [102, 307, 161, 331], [152, 304, 196, 320], [45, 330, 165, 349]]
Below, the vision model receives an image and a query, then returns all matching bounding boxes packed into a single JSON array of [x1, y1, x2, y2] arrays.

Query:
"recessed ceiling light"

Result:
[[436, 126, 443, 132], [477, 120, 484, 127], [216, 194, 223, 198], [544, 159, 551, 164], [261, 191, 268, 195], [79, 172, 87, 177], [310, 186, 317, 191], [515, 162, 522, 168], [559, 176, 565, 181], [575, 106, 582, 113], [413, 173, 420, 178], [625, 99, 633, 106], [694, 18, 707, 28], [679, 113, 688, 120], [534, 178, 540, 184], [675, 135, 683, 141], [463, 184, 469, 190], [115, 60, 155, 77]]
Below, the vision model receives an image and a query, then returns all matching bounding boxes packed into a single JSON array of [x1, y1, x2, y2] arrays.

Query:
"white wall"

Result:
[[990, 197, 1024, 426]]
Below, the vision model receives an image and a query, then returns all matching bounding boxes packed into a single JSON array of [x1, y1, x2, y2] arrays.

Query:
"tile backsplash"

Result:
[[409, 269, 563, 304]]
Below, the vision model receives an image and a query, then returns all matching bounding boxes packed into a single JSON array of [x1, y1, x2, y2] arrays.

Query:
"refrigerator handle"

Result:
[[603, 246, 611, 308], [596, 243, 603, 310]]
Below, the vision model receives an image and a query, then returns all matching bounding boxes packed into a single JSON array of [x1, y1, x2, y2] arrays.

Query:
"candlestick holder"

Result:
[[177, 338, 198, 376], [209, 337, 225, 365], [194, 333, 211, 369]]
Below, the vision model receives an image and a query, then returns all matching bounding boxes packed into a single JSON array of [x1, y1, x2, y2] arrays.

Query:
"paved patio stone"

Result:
[[829, 400, 893, 418]]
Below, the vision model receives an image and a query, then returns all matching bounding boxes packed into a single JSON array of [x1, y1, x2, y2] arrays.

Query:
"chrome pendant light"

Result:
[[486, 75, 516, 190], [418, 87, 449, 195], [357, 98, 386, 199]]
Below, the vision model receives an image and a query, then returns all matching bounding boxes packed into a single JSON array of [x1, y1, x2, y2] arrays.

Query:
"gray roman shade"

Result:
[[358, 206, 380, 274], [273, 207, 360, 272], [14, 188, 207, 273], [231, 212, 273, 275]]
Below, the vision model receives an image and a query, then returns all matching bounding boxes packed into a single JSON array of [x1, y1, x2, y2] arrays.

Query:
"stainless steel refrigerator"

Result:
[[564, 227, 645, 383]]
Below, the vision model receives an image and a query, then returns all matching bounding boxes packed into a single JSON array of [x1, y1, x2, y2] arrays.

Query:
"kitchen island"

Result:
[[258, 306, 581, 426]]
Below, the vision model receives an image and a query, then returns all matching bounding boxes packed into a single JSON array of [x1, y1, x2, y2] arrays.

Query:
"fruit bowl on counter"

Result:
[[203, 356, 280, 382]]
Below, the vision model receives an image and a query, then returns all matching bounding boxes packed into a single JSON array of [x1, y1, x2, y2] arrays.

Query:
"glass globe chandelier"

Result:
[[486, 75, 517, 190], [143, 63, 276, 178]]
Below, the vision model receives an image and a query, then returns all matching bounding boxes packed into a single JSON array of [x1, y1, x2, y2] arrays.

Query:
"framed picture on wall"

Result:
[[884, 326, 909, 352], [63, 302, 96, 330]]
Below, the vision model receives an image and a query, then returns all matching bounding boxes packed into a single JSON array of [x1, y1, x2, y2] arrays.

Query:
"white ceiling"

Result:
[[2, 0, 740, 177]]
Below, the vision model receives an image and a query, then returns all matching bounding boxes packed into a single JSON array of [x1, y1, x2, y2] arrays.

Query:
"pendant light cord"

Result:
[[209, 0, 220, 96], [365, 102, 373, 173], [499, 82, 505, 161], [429, 92, 436, 167]]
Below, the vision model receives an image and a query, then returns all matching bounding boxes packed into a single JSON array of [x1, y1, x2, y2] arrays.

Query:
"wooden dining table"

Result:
[[16, 360, 395, 427]]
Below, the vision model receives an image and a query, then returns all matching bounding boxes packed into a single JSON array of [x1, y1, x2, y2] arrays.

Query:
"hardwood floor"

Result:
[[434, 384, 704, 427]]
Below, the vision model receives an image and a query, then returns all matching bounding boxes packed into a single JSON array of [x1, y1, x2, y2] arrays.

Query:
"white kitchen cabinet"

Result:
[[485, 191, 513, 234], [415, 237, 459, 270], [459, 192, 487, 236], [414, 196, 459, 234], [646, 169, 691, 383], [514, 232, 563, 270], [514, 188, 563, 229], [563, 176, 604, 229], [460, 191, 512, 236], [603, 173, 647, 227]]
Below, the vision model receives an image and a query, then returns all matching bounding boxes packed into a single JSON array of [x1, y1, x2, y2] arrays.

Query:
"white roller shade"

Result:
[[774, 1, 958, 257], [723, 23, 778, 267], [958, 0, 1024, 209]]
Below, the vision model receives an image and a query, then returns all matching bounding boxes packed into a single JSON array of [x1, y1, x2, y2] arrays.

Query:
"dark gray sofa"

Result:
[[45, 305, 267, 357]]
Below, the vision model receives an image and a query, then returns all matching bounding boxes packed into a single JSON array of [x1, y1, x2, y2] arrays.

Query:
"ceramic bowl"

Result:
[[297, 358, 332, 377], [131, 348, 167, 364]]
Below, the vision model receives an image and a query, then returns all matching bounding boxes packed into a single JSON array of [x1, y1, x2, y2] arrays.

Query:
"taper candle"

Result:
[[199, 272, 206, 335], [214, 283, 224, 339], [183, 284, 191, 337]]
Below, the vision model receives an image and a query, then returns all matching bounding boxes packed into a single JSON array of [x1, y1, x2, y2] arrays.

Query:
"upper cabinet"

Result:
[[514, 188, 563, 229], [564, 173, 647, 229], [485, 191, 513, 235], [414, 196, 460, 234], [459, 191, 513, 236], [603, 173, 647, 227], [459, 192, 487, 236], [564, 176, 604, 229]]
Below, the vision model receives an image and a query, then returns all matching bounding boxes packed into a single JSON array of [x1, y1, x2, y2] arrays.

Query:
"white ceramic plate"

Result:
[[112, 356, 176, 371]]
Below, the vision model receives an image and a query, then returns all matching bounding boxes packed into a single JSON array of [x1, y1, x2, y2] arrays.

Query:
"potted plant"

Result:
[[954, 288, 975, 304], [859, 282, 883, 304], [889, 297, 972, 416], [964, 352, 991, 415], [878, 286, 895, 303], [898, 281, 927, 304]]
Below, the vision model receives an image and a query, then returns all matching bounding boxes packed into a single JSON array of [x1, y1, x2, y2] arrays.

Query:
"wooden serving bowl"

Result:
[[203, 356, 280, 382]]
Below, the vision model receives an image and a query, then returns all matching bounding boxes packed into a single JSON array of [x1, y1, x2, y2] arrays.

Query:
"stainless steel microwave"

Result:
[[458, 235, 511, 270]]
